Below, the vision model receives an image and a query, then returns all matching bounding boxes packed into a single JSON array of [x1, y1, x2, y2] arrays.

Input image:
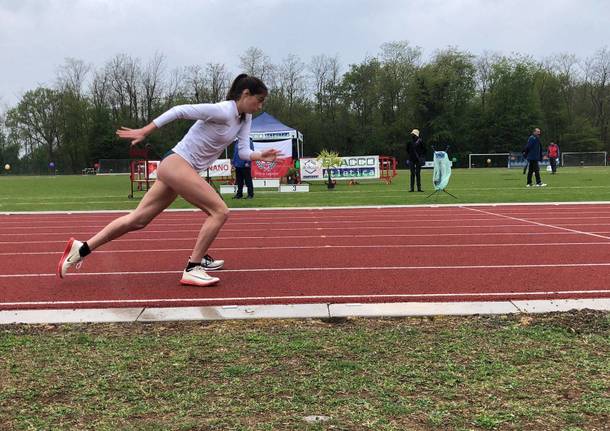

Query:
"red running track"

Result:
[[1, 204, 610, 311]]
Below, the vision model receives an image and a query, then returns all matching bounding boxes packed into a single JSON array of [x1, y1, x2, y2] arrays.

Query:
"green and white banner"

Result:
[[299, 155, 380, 180]]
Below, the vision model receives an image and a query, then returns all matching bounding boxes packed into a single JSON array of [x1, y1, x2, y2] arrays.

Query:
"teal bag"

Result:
[[432, 151, 452, 190]]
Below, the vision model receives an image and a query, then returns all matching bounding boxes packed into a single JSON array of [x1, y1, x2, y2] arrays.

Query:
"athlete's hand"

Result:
[[259, 149, 283, 162], [116, 127, 147, 145], [116, 123, 157, 145]]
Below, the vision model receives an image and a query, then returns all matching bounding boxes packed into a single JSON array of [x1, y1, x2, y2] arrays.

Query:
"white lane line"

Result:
[[0, 230, 610, 245], [4, 223, 610, 241], [5, 214, 610, 229], [2, 289, 610, 308], [3, 201, 610, 216], [0, 219, 533, 231], [3, 241, 610, 257], [463, 206, 610, 241], [4, 262, 610, 278]]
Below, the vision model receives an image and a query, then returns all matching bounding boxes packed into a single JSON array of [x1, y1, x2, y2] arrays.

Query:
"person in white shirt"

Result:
[[57, 74, 280, 287]]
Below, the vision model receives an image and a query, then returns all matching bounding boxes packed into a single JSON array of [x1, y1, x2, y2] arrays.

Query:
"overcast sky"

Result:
[[1, 0, 609, 109]]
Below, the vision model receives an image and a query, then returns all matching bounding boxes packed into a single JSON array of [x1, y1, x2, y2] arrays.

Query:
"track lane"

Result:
[[2, 204, 610, 311]]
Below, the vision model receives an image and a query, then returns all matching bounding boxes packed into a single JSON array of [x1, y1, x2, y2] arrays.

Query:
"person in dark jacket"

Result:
[[524, 128, 547, 187], [407, 129, 426, 192], [232, 137, 255, 199]]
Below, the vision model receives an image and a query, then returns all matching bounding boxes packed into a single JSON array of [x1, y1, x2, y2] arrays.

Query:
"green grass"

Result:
[[1, 312, 608, 430], [1, 167, 609, 212]]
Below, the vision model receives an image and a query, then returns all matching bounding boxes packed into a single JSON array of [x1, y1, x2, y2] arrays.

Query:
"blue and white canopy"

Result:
[[250, 112, 304, 158]]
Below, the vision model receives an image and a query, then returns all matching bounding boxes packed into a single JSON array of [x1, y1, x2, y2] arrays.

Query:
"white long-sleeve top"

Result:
[[152, 100, 255, 171]]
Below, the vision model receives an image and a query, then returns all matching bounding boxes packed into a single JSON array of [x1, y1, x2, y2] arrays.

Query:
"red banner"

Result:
[[251, 158, 293, 178]]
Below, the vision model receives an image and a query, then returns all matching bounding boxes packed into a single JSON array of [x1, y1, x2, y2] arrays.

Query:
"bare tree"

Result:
[[277, 54, 307, 116], [106, 54, 142, 122], [182, 65, 206, 102], [475, 51, 502, 111], [545, 53, 581, 121], [141, 52, 166, 121], [583, 47, 610, 145], [310, 54, 332, 112], [56, 58, 91, 96], [90, 68, 111, 110], [309, 54, 342, 117], [164, 67, 185, 107], [206, 62, 230, 103], [182, 62, 229, 103], [239, 46, 275, 84]]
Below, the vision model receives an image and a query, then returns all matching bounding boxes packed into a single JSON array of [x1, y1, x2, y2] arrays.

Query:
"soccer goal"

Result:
[[468, 153, 510, 168], [561, 152, 607, 167]]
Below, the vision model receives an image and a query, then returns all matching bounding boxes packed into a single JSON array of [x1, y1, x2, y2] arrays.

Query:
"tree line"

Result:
[[0, 42, 608, 174]]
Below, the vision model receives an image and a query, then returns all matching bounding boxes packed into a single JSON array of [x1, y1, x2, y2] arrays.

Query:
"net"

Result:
[[561, 152, 607, 167], [468, 153, 509, 168]]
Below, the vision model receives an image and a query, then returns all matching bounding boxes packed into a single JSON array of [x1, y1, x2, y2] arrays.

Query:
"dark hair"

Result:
[[226, 74, 268, 101]]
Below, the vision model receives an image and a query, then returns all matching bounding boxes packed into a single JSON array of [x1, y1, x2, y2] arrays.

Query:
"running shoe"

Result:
[[535, 183, 547, 187], [57, 237, 84, 278], [180, 266, 220, 287], [202, 254, 224, 271]]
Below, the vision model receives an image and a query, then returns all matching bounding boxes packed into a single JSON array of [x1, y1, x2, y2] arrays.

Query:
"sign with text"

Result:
[[251, 139, 293, 178], [299, 155, 380, 180], [199, 159, 232, 178]]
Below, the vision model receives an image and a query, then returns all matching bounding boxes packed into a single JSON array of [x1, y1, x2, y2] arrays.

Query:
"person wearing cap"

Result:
[[407, 128, 426, 192]]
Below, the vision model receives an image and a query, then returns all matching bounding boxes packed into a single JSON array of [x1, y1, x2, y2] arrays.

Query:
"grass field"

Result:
[[1, 166, 610, 212], [1, 313, 608, 430], [1, 167, 609, 430]]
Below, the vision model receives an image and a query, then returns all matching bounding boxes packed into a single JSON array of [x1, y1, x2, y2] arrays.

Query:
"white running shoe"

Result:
[[180, 266, 220, 287], [57, 237, 84, 278], [535, 183, 547, 187], [202, 254, 224, 271]]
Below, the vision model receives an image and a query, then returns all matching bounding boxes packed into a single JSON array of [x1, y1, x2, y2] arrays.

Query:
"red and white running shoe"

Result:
[[57, 237, 84, 278]]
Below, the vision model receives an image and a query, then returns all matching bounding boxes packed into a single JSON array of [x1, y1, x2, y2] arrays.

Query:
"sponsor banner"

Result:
[[199, 159, 232, 178], [299, 155, 380, 180], [251, 139, 293, 178], [250, 130, 297, 140], [251, 157, 293, 178]]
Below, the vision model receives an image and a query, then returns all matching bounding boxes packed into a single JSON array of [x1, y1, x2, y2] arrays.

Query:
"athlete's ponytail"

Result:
[[226, 74, 268, 101]]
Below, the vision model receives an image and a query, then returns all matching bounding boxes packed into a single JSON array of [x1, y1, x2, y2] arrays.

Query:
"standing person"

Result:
[[547, 141, 559, 174], [407, 129, 425, 192], [524, 127, 547, 187], [232, 137, 255, 199], [57, 74, 281, 286]]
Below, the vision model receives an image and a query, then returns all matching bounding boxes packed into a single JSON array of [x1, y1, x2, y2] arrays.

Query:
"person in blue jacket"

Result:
[[523, 127, 547, 187], [232, 137, 255, 199]]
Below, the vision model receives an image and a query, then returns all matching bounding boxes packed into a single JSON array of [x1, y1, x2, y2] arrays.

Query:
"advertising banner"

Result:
[[199, 159, 232, 178], [251, 158, 293, 178], [299, 155, 380, 180], [251, 139, 293, 178]]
